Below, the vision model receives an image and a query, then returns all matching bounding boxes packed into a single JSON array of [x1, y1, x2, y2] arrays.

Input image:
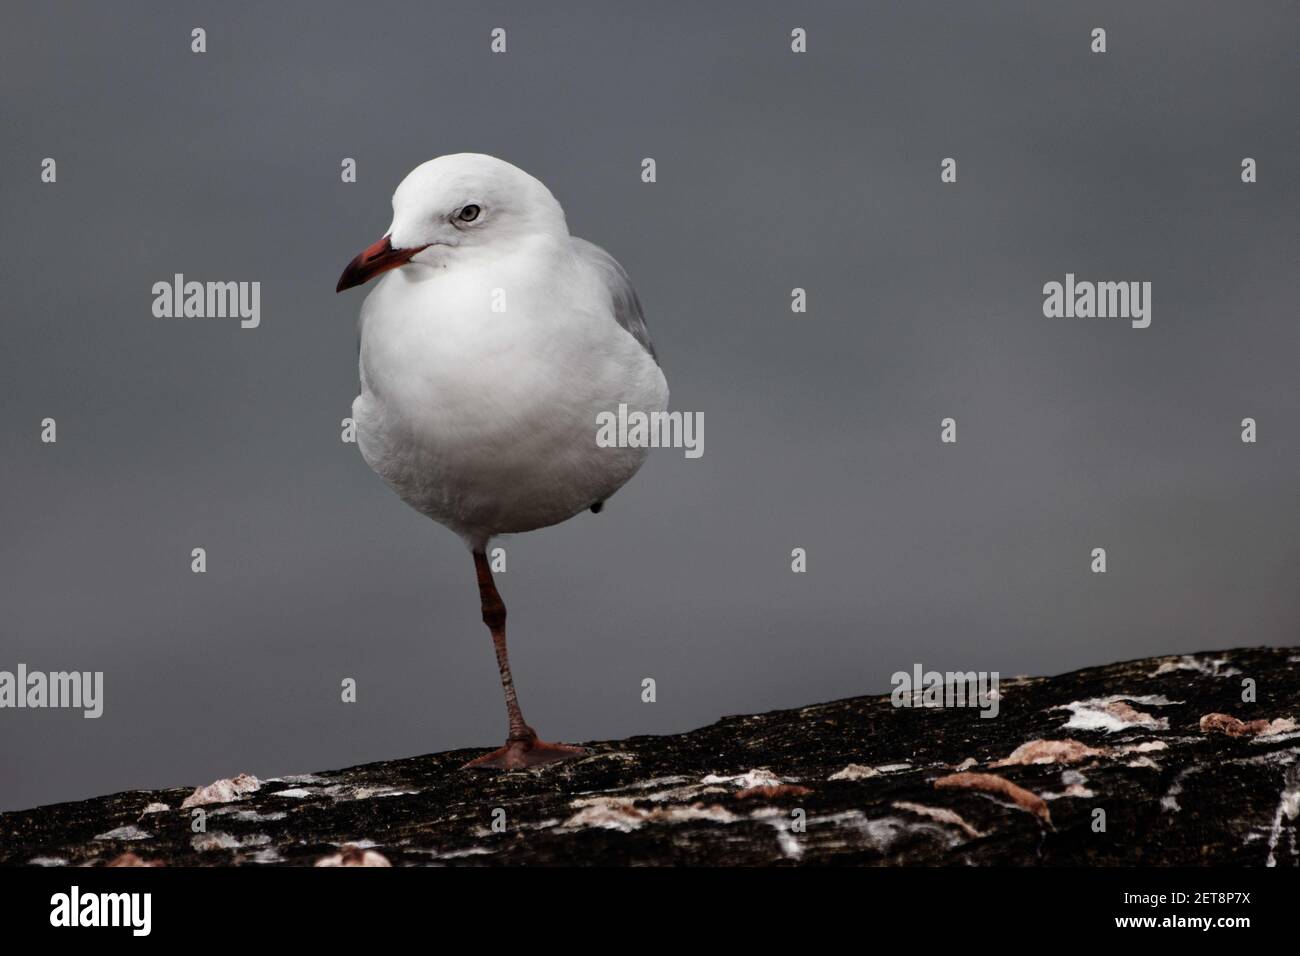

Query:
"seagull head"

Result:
[[336, 153, 567, 292]]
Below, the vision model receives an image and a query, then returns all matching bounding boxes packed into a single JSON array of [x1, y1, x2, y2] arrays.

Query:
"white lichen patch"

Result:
[[561, 796, 737, 832], [749, 806, 805, 860], [403, 845, 495, 859], [323, 784, 419, 801], [701, 768, 786, 788], [432, 846, 494, 860], [644, 784, 729, 803], [267, 773, 329, 785], [1253, 719, 1300, 739], [875, 763, 913, 773], [570, 776, 714, 806], [609, 775, 694, 792], [469, 816, 564, 837], [809, 811, 960, 854], [1222, 748, 1300, 769], [1117, 740, 1168, 754], [892, 801, 984, 838], [268, 787, 316, 799], [773, 827, 803, 860], [1150, 655, 1240, 678], [574, 776, 712, 804], [139, 802, 169, 816], [211, 807, 288, 822], [1055, 696, 1175, 733], [191, 831, 271, 852], [28, 856, 68, 866], [1042, 770, 1095, 801], [1161, 767, 1195, 813], [577, 750, 638, 765], [560, 803, 644, 832], [1044, 783, 1095, 800], [1114, 741, 1169, 769], [1265, 774, 1300, 867], [180, 773, 261, 808], [1253, 729, 1300, 744], [828, 763, 880, 781], [94, 825, 152, 841]]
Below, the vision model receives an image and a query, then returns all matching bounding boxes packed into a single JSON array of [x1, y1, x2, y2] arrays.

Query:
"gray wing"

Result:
[[571, 237, 659, 365]]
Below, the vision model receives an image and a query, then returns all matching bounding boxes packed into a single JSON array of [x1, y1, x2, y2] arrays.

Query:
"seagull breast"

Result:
[[352, 230, 668, 547]]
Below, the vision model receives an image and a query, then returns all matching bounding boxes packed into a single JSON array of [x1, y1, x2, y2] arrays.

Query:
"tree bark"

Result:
[[3, 647, 1298, 866]]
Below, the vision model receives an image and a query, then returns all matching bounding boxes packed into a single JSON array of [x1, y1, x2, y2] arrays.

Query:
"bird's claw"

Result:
[[461, 735, 587, 770]]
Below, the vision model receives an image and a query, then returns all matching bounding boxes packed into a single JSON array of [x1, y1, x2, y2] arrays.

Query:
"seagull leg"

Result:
[[461, 549, 586, 770]]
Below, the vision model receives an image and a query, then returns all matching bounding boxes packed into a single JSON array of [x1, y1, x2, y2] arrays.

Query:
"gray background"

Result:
[[2, 1, 1298, 812]]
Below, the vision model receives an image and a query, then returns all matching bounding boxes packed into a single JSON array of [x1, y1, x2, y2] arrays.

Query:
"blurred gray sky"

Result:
[[2, 1, 1298, 811]]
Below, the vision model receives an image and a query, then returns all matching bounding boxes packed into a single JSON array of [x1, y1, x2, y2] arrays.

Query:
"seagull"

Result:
[[336, 154, 668, 769]]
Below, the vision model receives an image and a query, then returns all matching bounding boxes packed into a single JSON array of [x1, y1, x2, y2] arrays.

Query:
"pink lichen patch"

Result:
[[934, 772, 1052, 825], [990, 739, 1107, 767], [1199, 713, 1297, 738], [1101, 700, 1167, 730], [314, 845, 392, 867], [562, 797, 737, 832], [736, 784, 812, 800], [180, 773, 261, 808], [892, 800, 983, 839], [105, 852, 162, 867], [564, 801, 646, 832]]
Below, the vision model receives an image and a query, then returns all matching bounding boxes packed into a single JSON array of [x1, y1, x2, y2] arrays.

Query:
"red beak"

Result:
[[336, 235, 428, 292]]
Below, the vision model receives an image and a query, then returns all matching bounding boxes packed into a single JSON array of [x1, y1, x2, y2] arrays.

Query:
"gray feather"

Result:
[[572, 237, 659, 364]]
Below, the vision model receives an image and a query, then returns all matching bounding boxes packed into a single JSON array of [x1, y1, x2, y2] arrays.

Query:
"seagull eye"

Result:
[[457, 204, 481, 223]]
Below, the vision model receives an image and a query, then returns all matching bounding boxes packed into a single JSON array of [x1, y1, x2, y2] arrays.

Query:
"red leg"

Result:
[[461, 549, 586, 770]]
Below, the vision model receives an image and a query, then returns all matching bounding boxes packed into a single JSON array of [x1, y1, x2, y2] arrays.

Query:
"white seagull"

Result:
[[336, 153, 668, 769]]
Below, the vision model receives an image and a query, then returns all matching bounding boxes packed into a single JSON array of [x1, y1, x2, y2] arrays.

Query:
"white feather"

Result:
[[350, 155, 668, 549]]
